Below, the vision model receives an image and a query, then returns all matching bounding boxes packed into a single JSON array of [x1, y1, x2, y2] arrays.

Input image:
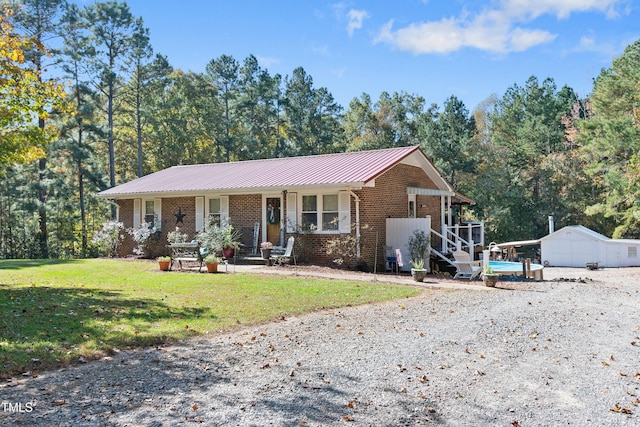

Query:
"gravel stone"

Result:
[[1, 267, 638, 426]]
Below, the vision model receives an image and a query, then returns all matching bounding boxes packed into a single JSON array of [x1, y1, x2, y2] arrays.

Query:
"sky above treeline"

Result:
[[80, 0, 639, 111]]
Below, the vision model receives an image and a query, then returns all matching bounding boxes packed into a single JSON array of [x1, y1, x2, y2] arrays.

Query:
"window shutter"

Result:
[[133, 199, 141, 229], [195, 197, 205, 232], [286, 192, 297, 232], [338, 191, 351, 233], [220, 196, 229, 224], [154, 198, 162, 229]]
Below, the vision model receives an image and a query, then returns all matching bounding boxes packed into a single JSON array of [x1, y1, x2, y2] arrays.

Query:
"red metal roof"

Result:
[[98, 146, 445, 197]]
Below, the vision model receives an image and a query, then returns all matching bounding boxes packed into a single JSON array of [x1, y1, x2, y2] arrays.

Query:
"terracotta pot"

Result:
[[158, 260, 170, 271], [206, 262, 218, 273]]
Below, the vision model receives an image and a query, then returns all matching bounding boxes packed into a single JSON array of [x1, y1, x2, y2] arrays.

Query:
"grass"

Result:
[[0, 258, 420, 378]]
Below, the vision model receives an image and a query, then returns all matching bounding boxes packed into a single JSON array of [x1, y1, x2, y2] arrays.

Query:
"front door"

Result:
[[266, 197, 281, 245]]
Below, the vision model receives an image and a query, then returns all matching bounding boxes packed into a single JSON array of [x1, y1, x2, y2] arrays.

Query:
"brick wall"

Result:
[[117, 199, 135, 256], [353, 163, 441, 271], [229, 194, 262, 253]]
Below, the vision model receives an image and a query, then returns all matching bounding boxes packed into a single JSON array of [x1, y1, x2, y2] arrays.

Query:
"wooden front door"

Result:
[[266, 197, 281, 245]]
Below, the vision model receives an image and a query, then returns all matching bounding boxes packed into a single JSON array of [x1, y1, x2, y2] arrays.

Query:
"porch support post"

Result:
[[350, 190, 361, 258]]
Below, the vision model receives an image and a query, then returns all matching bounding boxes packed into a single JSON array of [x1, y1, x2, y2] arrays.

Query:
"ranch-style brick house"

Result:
[[97, 146, 481, 270]]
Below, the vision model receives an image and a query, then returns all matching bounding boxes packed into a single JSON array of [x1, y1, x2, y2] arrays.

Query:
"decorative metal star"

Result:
[[175, 208, 186, 225]]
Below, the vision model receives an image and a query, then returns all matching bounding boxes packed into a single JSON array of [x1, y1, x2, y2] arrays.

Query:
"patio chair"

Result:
[[271, 236, 296, 266], [452, 250, 482, 280], [385, 246, 399, 273]]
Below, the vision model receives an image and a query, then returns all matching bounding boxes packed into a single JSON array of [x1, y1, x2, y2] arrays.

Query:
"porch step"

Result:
[[236, 255, 270, 266]]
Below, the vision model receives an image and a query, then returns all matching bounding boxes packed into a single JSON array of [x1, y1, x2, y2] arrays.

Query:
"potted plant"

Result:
[[157, 256, 171, 271], [196, 224, 224, 260], [408, 229, 431, 273], [482, 264, 500, 287], [220, 223, 242, 259], [260, 241, 273, 259], [203, 254, 221, 273], [410, 258, 427, 282]]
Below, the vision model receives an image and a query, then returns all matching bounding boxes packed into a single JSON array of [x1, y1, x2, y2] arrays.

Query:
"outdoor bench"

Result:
[[168, 242, 203, 271]]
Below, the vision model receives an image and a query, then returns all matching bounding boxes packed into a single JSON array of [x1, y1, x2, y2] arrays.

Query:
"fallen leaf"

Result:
[[610, 354, 615, 361], [346, 400, 359, 409], [529, 332, 537, 339], [610, 403, 632, 414], [52, 399, 66, 406], [419, 375, 428, 383], [289, 369, 295, 377], [191, 403, 198, 411], [602, 361, 610, 367], [342, 415, 354, 421]]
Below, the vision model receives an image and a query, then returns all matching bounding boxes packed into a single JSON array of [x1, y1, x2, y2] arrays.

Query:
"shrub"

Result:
[[92, 220, 124, 257]]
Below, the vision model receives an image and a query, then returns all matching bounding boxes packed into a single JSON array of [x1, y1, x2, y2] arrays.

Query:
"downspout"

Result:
[[441, 195, 446, 252], [350, 190, 361, 258]]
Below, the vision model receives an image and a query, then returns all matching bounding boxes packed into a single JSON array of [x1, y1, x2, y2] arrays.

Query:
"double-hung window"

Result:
[[208, 198, 222, 227], [144, 200, 155, 225], [322, 194, 339, 230], [205, 196, 228, 228], [301, 195, 318, 230], [299, 193, 344, 232], [134, 198, 161, 229]]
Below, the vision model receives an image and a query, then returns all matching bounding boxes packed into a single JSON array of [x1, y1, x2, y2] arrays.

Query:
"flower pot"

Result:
[[206, 262, 218, 273], [483, 273, 499, 287], [411, 268, 427, 282], [222, 247, 235, 259], [261, 248, 272, 259], [158, 260, 170, 271]]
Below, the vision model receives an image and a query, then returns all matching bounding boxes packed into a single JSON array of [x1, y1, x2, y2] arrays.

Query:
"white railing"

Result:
[[431, 222, 485, 266]]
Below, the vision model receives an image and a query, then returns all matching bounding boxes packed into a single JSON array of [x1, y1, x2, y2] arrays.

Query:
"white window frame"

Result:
[[205, 195, 229, 228], [137, 198, 161, 230], [296, 191, 350, 234], [408, 194, 416, 218]]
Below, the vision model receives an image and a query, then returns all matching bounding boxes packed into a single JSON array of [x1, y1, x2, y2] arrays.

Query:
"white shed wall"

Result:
[[542, 229, 640, 267]]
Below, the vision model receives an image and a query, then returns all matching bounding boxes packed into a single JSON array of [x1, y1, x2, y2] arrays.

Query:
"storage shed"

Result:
[[540, 225, 640, 268]]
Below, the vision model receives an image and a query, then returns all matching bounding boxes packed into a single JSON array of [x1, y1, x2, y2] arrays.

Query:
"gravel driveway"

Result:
[[1, 267, 639, 426]]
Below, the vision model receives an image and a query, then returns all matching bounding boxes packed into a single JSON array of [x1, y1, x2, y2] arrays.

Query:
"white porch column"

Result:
[[350, 190, 361, 258], [447, 195, 452, 227]]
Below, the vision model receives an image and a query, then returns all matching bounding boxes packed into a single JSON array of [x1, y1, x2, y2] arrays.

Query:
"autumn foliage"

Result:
[[0, 6, 67, 167]]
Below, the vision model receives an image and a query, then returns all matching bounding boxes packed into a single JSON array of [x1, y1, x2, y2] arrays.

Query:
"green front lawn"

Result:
[[0, 259, 420, 378]]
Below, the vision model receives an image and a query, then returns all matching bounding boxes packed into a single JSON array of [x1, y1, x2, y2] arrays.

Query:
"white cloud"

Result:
[[374, 0, 625, 54], [256, 56, 281, 68], [508, 28, 557, 52], [347, 9, 370, 36], [502, 0, 624, 20]]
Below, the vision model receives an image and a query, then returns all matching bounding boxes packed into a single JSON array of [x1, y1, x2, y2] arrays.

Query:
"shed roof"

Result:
[[540, 225, 609, 242], [98, 146, 454, 198]]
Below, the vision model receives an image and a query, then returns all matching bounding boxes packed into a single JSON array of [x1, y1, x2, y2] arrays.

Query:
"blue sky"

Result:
[[121, 0, 638, 111]]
